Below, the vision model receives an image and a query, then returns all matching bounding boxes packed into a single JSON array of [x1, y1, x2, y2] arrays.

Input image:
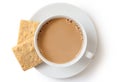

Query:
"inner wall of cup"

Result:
[[36, 16, 86, 65]]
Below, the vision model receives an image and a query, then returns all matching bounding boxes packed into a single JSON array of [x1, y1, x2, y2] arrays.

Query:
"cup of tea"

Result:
[[34, 15, 93, 67]]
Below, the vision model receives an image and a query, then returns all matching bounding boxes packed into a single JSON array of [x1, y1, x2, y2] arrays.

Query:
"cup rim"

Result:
[[34, 15, 87, 67]]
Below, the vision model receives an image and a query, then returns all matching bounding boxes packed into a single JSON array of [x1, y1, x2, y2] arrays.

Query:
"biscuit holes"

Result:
[[30, 31, 33, 34], [29, 55, 32, 58], [30, 44, 33, 50], [30, 43, 32, 47]]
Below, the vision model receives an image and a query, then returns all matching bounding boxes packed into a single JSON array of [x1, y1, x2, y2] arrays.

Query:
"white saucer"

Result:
[[30, 3, 97, 79]]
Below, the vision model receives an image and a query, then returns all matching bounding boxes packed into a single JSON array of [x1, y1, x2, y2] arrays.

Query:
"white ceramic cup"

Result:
[[34, 15, 93, 67]]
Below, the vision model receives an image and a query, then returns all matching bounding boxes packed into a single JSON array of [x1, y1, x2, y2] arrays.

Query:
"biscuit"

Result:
[[17, 20, 39, 44], [12, 38, 42, 71], [12, 20, 42, 71]]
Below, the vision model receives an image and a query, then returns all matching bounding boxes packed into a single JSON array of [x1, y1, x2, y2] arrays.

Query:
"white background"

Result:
[[0, 0, 120, 82]]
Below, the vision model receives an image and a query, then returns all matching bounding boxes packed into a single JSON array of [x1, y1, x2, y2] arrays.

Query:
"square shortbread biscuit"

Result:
[[12, 38, 42, 71], [17, 20, 39, 44], [12, 20, 42, 71]]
